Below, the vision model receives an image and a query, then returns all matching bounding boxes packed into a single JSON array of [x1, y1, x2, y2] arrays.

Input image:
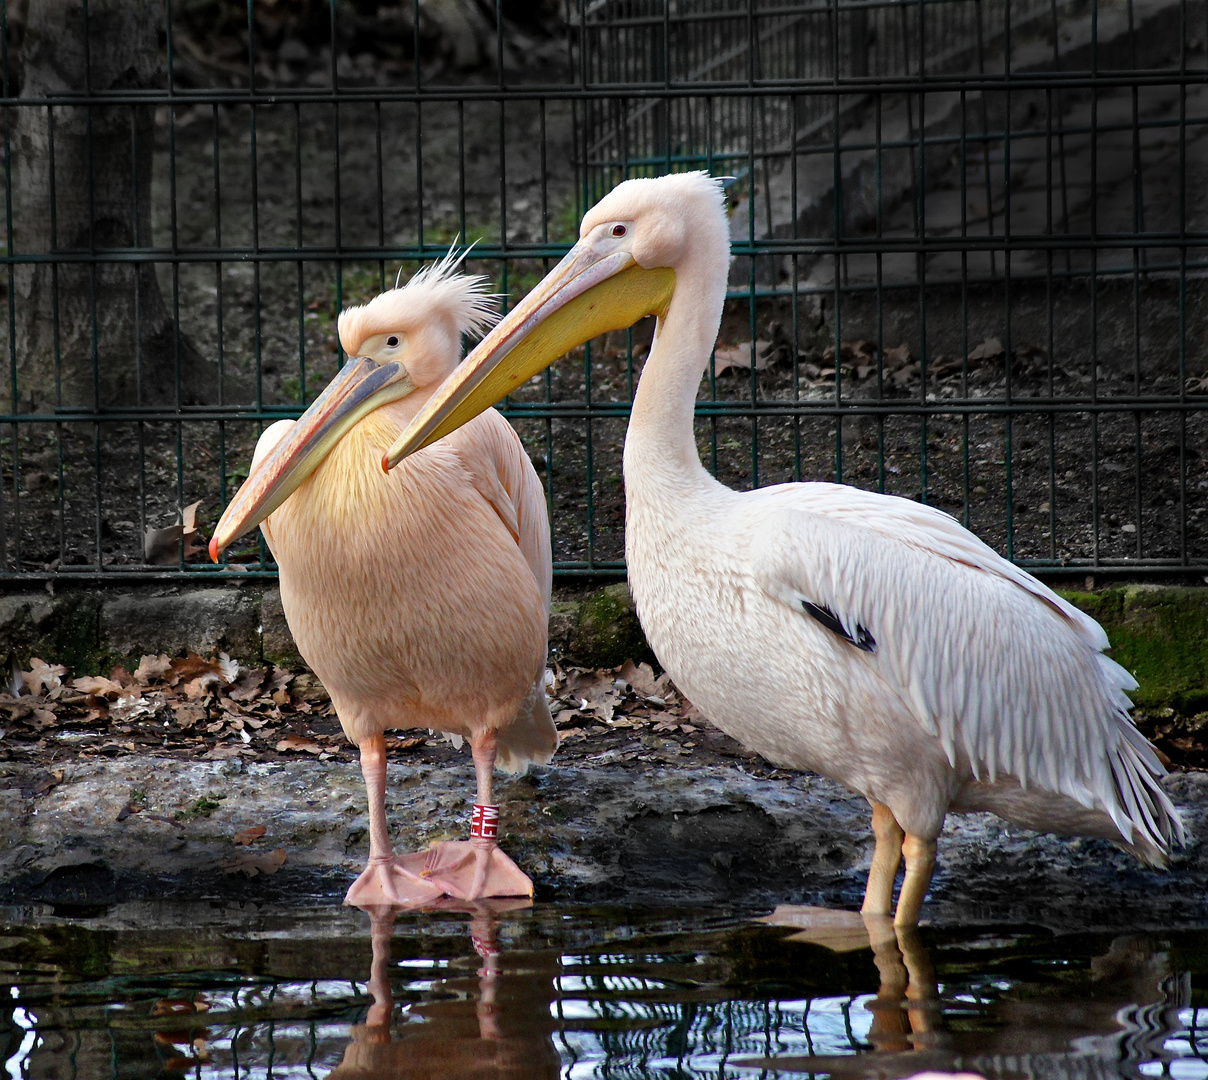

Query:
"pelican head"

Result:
[[381, 172, 729, 468], [209, 251, 498, 559]]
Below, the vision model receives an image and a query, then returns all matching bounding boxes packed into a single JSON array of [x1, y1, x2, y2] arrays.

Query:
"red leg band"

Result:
[[472, 933, 499, 959], [470, 802, 500, 840]]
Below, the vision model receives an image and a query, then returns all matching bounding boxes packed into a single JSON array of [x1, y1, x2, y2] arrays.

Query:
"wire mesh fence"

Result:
[[1, 0, 1206, 583]]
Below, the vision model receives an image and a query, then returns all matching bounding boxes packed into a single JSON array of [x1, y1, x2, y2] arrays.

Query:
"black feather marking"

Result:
[[801, 601, 876, 652]]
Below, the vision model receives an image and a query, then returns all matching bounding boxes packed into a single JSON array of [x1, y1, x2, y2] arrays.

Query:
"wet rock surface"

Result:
[[1, 754, 1204, 931]]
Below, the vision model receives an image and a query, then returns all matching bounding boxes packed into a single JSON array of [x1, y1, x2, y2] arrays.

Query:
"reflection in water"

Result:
[[150, 995, 212, 1072], [1, 903, 1207, 1079], [329, 899, 560, 1080], [751, 907, 1192, 1079]]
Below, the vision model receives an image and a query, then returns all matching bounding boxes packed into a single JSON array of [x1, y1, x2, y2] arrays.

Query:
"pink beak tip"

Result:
[[208, 536, 221, 564]]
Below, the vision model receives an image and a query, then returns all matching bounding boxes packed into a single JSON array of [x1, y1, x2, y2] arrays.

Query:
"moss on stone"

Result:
[[547, 600, 580, 660], [571, 582, 655, 669], [0, 591, 104, 676], [175, 793, 225, 820], [1059, 585, 1208, 712]]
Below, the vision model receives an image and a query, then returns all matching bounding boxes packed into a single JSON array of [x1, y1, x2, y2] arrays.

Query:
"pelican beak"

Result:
[[209, 356, 415, 560], [380, 242, 675, 470]]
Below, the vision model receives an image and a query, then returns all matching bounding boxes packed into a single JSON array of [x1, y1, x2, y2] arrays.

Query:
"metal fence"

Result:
[[1, 0, 1206, 584]]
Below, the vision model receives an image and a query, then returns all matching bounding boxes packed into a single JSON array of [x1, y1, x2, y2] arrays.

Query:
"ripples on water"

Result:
[[2, 899, 1207, 1079]]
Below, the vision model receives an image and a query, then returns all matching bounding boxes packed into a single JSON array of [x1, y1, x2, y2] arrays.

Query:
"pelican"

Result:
[[381, 172, 1183, 924], [209, 252, 556, 907]]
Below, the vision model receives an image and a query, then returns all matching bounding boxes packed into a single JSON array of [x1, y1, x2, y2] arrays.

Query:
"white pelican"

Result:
[[380, 173, 1183, 924], [209, 253, 556, 907]]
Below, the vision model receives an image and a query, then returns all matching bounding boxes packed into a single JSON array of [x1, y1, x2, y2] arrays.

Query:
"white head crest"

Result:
[[337, 245, 499, 358]]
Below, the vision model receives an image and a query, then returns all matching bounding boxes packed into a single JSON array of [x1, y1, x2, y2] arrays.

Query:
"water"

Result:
[[3, 900, 1208, 1079]]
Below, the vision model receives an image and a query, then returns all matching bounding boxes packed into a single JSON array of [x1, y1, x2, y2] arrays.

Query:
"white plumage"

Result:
[[386, 171, 1185, 922], [625, 475, 1177, 858]]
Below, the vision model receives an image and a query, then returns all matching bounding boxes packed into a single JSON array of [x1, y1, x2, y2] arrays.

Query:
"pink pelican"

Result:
[[382, 173, 1182, 924], [210, 253, 555, 907]]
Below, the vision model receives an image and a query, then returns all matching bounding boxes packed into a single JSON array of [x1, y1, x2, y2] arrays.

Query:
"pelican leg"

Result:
[[862, 913, 911, 1053], [363, 906, 397, 1032], [395, 729, 534, 901], [344, 734, 445, 908], [861, 802, 905, 917], [896, 923, 942, 1047], [893, 834, 937, 926]]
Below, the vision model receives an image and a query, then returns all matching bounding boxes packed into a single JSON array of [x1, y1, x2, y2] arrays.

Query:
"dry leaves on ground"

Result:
[[1, 652, 346, 763], [548, 659, 702, 743], [222, 848, 287, 877], [0, 649, 729, 769], [791, 335, 1053, 389]]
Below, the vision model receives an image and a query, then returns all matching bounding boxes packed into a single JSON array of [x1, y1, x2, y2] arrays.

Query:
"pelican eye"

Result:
[[386, 335, 400, 348], [611, 224, 627, 237]]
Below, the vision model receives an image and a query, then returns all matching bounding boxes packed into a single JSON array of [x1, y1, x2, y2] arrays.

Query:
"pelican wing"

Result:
[[747, 482, 1178, 849], [456, 410, 553, 617]]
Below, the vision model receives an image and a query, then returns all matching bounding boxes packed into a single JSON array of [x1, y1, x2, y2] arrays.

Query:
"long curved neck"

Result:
[[626, 252, 727, 484]]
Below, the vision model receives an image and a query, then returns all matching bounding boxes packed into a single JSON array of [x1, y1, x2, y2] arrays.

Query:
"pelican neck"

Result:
[[625, 264, 726, 493]]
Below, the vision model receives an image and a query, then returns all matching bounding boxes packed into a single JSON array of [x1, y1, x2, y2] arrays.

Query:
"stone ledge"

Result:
[[2, 581, 1206, 711], [0, 754, 1203, 926]]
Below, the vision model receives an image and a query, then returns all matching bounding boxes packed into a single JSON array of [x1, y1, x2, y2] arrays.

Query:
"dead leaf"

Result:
[[169, 654, 225, 686], [233, 825, 267, 846], [109, 694, 155, 722], [171, 701, 207, 729], [145, 500, 205, 564], [23, 768, 64, 797], [227, 667, 267, 702], [929, 355, 964, 379], [109, 666, 135, 688], [276, 734, 322, 754], [183, 676, 220, 700], [617, 660, 667, 700], [134, 654, 173, 684], [714, 340, 772, 376], [21, 658, 66, 697], [585, 695, 618, 723], [822, 339, 876, 367], [203, 745, 245, 760], [563, 670, 617, 703], [71, 675, 125, 699], [181, 656, 237, 697], [29, 708, 57, 729], [145, 523, 186, 564], [967, 337, 1005, 362], [883, 343, 912, 369], [222, 848, 287, 877], [289, 673, 330, 705], [553, 707, 584, 727]]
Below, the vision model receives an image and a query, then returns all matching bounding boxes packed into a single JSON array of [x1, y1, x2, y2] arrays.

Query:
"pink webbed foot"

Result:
[[343, 856, 447, 908], [393, 839, 534, 901]]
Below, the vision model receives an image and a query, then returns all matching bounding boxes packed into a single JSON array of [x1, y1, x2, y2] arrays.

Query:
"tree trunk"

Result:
[[10, 0, 213, 411]]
